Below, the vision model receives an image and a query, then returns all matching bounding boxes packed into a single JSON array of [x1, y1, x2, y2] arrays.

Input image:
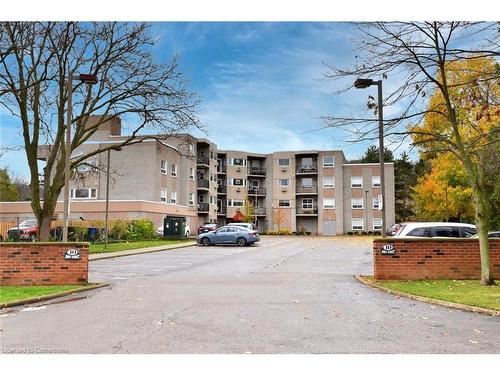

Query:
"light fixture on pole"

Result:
[[62, 74, 98, 242], [354, 78, 387, 238]]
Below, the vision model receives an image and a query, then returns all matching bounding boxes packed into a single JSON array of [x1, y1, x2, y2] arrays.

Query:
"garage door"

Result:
[[323, 220, 336, 235]]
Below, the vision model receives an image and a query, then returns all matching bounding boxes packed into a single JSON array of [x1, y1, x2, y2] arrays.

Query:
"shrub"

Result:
[[125, 218, 156, 240], [373, 231, 382, 236], [110, 219, 130, 240], [72, 226, 88, 241], [347, 231, 353, 235], [278, 229, 292, 235], [298, 226, 307, 235], [361, 231, 367, 235], [367, 231, 373, 235]]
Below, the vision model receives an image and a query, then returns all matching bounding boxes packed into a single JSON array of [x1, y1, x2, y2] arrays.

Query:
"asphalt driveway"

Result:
[[1, 236, 499, 353]]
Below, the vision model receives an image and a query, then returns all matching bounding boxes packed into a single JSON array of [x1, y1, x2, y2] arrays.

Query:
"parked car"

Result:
[[156, 224, 191, 237], [7, 220, 40, 241], [394, 222, 477, 238], [197, 226, 260, 246], [470, 231, 500, 239], [197, 223, 219, 235], [227, 222, 257, 232]]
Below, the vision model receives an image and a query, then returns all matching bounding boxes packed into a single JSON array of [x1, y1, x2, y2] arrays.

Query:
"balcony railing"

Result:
[[296, 185, 318, 194], [198, 203, 209, 212], [255, 207, 266, 215], [217, 166, 227, 174], [197, 179, 209, 189], [197, 156, 210, 166], [296, 207, 318, 215], [248, 187, 266, 195], [248, 167, 266, 176], [217, 185, 226, 194], [296, 165, 318, 174], [217, 207, 226, 215]]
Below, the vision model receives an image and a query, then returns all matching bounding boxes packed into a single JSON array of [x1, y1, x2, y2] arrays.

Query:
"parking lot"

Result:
[[1, 236, 499, 353]]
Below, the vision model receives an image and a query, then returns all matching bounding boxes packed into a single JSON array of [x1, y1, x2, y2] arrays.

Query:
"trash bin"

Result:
[[163, 217, 186, 238], [87, 227, 97, 241]]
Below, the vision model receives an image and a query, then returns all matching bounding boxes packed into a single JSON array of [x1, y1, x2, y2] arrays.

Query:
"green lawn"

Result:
[[89, 238, 192, 254], [0, 285, 88, 304], [375, 279, 500, 311]]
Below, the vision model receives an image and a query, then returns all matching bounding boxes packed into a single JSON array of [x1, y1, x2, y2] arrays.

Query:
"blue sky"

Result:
[[0, 22, 411, 180]]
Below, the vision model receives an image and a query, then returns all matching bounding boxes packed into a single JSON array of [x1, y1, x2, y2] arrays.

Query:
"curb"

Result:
[[0, 283, 109, 309], [89, 241, 197, 261], [354, 275, 500, 317]]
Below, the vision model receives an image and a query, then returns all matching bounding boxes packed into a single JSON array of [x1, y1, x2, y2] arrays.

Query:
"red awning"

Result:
[[232, 210, 244, 222]]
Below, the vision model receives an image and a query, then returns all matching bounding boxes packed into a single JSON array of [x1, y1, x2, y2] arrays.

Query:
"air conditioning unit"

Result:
[[281, 167, 287, 172], [281, 188, 287, 192], [236, 188, 241, 192], [236, 167, 241, 172]]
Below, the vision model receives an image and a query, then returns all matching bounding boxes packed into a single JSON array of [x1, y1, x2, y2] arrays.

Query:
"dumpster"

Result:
[[163, 217, 186, 238]]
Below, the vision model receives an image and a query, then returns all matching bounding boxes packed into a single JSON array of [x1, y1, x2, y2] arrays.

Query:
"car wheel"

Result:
[[201, 237, 210, 246], [29, 234, 36, 242], [236, 237, 246, 247]]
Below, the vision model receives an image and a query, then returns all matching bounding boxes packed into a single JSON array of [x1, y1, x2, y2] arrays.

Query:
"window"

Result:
[[279, 179, 290, 187], [160, 160, 167, 175], [199, 194, 204, 203], [323, 198, 335, 209], [352, 198, 363, 209], [462, 227, 478, 238], [76, 160, 96, 173], [372, 196, 380, 209], [229, 178, 246, 186], [189, 168, 195, 180], [230, 158, 246, 166], [188, 143, 194, 155], [228, 199, 244, 207], [279, 200, 291, 207], [278, 158, 290, 166], [323, 156, 335, 167], [352, 218, 364, 231], [301, 178, 313, 187], [302, 198, 313, 209], [351, 176, 363, 188], [433, 226, 460, 237], [189, 192, 194, 206], [71, 188, 97, 199], [210, 173, 214, 182], [372, 176, 381, 188], [210, 150, 214, 159], [407, 227, 431, 237], [209, 195, 213, 204], [373, 218, 383, 231], [160, 188, 167, 203], [323, 176, 335, 188], [170, 191, 177, 204], [171, 163, 177, 177]]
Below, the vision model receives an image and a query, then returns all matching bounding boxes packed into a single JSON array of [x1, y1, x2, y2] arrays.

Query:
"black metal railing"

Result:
[[296, 207, 318, 215], [217, 207, 226, 215], [248, 187, 266, 195], [248, 167, 266, 176], [197, 156, 210, 165], [296, 185, 318, 194], [197, 179, 209, 189], [255, 207, 266, 215], [198, 203, 209, 212], [217, 166, 227, 173], [296, 165, 318, 174], [217, 185, 226, 194]]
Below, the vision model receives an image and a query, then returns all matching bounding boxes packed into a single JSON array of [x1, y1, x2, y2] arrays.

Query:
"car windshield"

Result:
[[18, 220, 37, 227]]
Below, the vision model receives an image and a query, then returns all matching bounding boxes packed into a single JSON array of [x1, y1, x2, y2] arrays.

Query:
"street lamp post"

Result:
[[62, 74, 98, 242], [354, 78, 387, 238], [104, 147, 122, 249]]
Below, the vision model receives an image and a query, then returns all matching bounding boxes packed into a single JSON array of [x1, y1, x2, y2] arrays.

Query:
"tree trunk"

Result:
[[38, 215, 53, 242], [473, 188, 494, 285], [34, 194, 59, 241]]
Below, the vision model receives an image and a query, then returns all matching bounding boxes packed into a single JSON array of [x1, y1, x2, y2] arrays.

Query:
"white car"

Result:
[[394, 222, 477, 238], [157, 224, 191, 237], [227, 222, 257, 232]]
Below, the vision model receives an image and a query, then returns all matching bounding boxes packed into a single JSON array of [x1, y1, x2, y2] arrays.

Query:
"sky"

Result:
[[0, 22, 413, 181]]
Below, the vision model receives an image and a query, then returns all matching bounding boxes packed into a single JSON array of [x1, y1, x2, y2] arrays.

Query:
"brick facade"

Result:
[[1, 243, 89, 286], [373, 238, 500, 280]]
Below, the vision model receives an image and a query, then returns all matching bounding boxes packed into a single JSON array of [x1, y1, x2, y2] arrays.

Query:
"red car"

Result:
[[7, 219, 39, 241], [197, 223, 219, 235]]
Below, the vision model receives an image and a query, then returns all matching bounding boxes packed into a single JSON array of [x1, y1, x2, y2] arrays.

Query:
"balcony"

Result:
[[248, 167, 266, 176], [296, 185, 318, 194], [217, 166, 226, 174], [255, 207, 266, 216], [248, 186, 266, 196], [217, 207, 226, 216], [197, 179, 209, 190], [296, 165, 318, 174], [198, 203, 209, 213], [197, 155, 210, 167], [217, 185, 226, 194], [296, 207, 318, 215]]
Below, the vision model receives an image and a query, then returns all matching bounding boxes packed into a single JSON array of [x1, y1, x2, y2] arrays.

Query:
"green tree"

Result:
[[394, 152, 416, 222], [243, 199, 255, 223], [0, 168, 19, 201], [360, 145, 394, 163]]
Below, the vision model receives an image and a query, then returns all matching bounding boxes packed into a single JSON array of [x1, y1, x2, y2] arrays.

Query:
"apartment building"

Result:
[[0, 115, 395, 234]]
